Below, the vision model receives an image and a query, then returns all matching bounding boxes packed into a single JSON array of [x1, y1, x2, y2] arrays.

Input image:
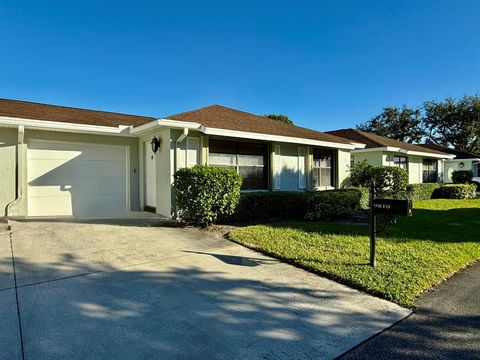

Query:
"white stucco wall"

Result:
[[443, 160, 476, 183], [337, 149, 351, 188]]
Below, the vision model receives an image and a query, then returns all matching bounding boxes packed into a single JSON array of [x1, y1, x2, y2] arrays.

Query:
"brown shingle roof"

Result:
[[0, 98, 155, 127], [419, 143, 480, 159], [165, 105, 352, 144], [326, 128, 451, 156]]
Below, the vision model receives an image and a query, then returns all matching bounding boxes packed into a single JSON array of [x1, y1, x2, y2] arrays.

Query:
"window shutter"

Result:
[[274, 145, 281, 190], [186, 137, 200, 168], [298, 147, 306, 190]]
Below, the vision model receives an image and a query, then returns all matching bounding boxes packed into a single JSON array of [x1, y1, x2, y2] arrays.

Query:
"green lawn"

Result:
[[228, 199, 480, 307]]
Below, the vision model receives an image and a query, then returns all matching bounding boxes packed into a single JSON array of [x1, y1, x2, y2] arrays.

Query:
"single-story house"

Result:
[[0, 98, 361, 218], [418, 143, 480, 184], [326, 128, 455, 184]]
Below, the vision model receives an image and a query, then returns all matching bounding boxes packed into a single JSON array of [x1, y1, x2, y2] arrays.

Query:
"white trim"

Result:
[[132, 118, 355, 149], [0, 116, 133, 136], [1, 115, 358, 149], [352, 146, 455, 159], [203, 127, 356, 149]]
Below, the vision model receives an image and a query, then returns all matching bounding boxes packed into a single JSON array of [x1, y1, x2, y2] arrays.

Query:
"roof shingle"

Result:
[[165, 105, 352, 144], [326, 128, 451, 156], [0, 98, 155, 127]]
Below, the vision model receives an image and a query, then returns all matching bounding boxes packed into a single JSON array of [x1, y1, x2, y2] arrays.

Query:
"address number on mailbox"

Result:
[[372, 199, 412, 217]]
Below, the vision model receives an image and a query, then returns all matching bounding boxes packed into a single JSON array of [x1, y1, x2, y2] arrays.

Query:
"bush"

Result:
[[305, 189, 362, 221], [225, 191, 309, 223], [435, 184, 477, 199], [406, 183, 442, 202], [350, 160, 373, 187], [451, 170, 473, 184], [369, 166, 409, 198], [174, 165, 242, 226], [348, 186, 370, 210]]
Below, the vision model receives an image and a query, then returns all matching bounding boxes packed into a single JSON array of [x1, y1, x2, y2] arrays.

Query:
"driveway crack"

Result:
[[9, 229, 25, 360]]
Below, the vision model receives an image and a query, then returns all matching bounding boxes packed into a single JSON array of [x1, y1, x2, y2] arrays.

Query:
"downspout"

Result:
[[173, 127, 189, 218], [5, 125, 25, 217]]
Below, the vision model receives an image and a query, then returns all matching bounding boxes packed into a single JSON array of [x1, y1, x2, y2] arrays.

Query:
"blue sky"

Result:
[[1, 1, 479, 131]]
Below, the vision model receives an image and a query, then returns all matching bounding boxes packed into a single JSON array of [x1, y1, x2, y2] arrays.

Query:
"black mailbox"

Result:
[[372, 199, 412, 217]]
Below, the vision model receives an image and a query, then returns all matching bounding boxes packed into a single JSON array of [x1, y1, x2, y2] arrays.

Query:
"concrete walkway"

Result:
[[340, 261, 480, 360], [0, 219, 410, 360]]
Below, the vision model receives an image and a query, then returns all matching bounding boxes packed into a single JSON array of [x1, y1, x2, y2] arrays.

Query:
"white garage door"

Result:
[[27, 140, 128, 217]]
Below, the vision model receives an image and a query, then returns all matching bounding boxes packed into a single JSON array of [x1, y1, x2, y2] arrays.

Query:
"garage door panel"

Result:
[[27, 141, 128, 217], [28, 143, 126, 162], [27, 178, 126, 197], [28, 159, 126, 181]]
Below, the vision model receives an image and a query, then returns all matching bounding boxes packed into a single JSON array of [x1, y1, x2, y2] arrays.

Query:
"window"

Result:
[[313, 148, 334, 188], [209, 139, 268, 190], [393, 156, 408, 170], [423, 159, 438, 183]]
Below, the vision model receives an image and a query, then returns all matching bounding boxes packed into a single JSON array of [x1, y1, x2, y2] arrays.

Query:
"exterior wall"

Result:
[[353, 151, 384, 166], [0, 126, 141, 216], [0, 128, 18, 215], [139, 128, 173, 217], [337, 149, 351, 188], [443, 160, 475, 183], [353, 149, 447, 184]]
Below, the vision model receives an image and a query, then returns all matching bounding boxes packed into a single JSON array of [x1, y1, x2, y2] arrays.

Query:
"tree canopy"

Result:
[[357, 95, 480, 153], [357, 106, 423, 143], [262, 114, 293, 125]]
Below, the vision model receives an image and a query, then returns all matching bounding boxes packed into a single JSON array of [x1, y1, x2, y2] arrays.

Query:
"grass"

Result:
[[228, 198, 480, 307]]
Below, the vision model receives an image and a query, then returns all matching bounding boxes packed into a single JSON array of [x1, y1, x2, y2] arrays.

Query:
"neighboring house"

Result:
[[418, 143, 480, 185], [326, 129, 455, 184], [0, 99, 359, 218]]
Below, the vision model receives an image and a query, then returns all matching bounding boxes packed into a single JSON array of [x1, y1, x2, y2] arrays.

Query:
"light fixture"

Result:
[[459, 162, 464, 169], [151, 136, 160, 153]]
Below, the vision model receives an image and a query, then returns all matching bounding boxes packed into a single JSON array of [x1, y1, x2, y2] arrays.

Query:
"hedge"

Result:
[[224, 191, 309, 223], [174, 165, 242, 226], [305, 189, 362, 221], [435, 184, 477, 199], [452, 170, 473, 184], [406, 183, 442, 202]]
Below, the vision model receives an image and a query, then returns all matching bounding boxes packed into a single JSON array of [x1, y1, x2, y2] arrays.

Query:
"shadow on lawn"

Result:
[[0, 251, 400, 360], [269, 207, 480, 243]]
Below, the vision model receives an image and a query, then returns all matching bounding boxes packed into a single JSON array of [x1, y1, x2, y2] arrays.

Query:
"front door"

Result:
[[144, 142, 156, 211]]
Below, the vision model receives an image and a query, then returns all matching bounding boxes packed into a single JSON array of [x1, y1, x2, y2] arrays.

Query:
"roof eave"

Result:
[[132, 118, 356, 149], [352, 146, 455, 159], [0, 116, 133, 136]]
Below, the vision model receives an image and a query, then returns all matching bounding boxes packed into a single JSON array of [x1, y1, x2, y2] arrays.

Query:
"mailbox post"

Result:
[[369, 183, 412, 267], [369, 185, 377, 267]]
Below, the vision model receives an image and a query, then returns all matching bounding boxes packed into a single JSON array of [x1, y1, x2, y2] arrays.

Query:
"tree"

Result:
[[262, 114, 293, 125], [423, 95, 480, 153], [357, 106, 423, 143]]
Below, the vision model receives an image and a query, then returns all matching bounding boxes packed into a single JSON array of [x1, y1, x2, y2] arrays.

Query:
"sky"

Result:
[[0, 1, 479, 131]]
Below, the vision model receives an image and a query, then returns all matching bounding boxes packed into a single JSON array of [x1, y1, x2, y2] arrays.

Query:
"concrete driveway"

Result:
[[0, 218, 410, 360]]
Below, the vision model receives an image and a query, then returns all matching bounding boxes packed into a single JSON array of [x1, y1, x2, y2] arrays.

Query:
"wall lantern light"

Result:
[[151, 136, 161, 153], [459, 162, 465, 169]]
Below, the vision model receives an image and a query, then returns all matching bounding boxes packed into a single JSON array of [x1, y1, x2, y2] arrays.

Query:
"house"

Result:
[[418, 143, 480, 184], [326, 128, 455, 184], [0, 99, 360, 219]]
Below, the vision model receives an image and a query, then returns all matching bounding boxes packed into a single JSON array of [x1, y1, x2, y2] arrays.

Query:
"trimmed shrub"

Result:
[[369, 166, 409, 198], [452, 170, 473, 184], [225, 191, 310, 223], [350, 160, 373, 187], [435, 184, 477, 199], [406, 183, 442, 202], [348, 186, 370, 210], [174, 165, 242, 226], [305, 189, 362, 221]]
